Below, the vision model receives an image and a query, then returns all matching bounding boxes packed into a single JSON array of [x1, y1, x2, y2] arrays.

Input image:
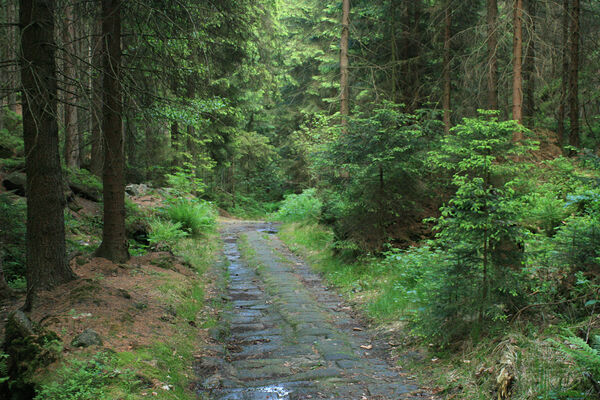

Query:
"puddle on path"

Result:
[[216, 384, 291, 400]]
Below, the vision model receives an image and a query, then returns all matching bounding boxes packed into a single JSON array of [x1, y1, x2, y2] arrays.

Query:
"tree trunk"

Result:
[[7, 0, 18, 113], [171, 120, 179, 165], [523, 0, 536, 126], [410, 1, 422, 110], [390, 0, 398, 103], [90, 17, 104, 177], [1, 0, 19, 124], [487, 0, 498, 110], [568, 0, 580, 151], [20, 0, 76, 310], [442, 0, 452, 135], [557, 0, 569, 147], [340, 0, 350, 126], [76, 8, 88, 165], [0, 3, 7, 132], [62, 3, 79, 168], [95, 0, 129, 263], [512, 0, 524, 138], [125, 109, 136, 170]]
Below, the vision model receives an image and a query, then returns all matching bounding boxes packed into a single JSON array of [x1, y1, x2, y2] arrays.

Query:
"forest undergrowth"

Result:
[[0, 173, 223, 399], [3, 1, 600, 398], [272, 116, 600, 400]]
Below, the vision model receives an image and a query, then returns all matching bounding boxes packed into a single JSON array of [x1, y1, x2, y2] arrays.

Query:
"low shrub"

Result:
[[163, 199, 216, 236], [368, 245, 447, 321], [274, 188, 322, 223], [35, 352, 135, 400], [148, 218, 189, 250], [166, 168, 205, 196]]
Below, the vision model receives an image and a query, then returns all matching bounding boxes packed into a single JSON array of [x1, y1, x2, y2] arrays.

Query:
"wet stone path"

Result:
[[197, 221, 430, 400]]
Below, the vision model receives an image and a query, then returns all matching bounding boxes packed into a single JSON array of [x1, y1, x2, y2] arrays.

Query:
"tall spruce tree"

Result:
[[95, 0, 129, 263], [20, 0, 75, 310]]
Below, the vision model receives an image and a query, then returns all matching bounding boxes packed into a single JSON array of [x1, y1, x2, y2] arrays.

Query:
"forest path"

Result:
[[196, 220, 431, 400]]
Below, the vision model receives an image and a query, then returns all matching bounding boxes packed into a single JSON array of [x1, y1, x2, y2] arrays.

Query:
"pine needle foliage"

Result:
[[424, 112, 536, 341]]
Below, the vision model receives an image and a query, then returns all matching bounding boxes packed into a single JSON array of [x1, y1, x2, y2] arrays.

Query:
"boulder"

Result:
[[3, 314, 61, 399], [125, 183, 150, 197], [6, 311, 35, 338], [71, 328, 103, 347], [2, 172, 26, 196]]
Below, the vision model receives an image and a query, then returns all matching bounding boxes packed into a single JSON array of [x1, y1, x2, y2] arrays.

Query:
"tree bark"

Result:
[[340, 0, 350, 127], [90, 17, 104, 177], [144, 125, 156, 180], [95, 0, 129, 263], [125, 108, 136, 170], [405, 1, 423, 111], [568, 0, 580, 151], [557, 0, 569, 147], [0, 3, 7, 131], [7, 0, 19, 113], [62, 3, 79, 168], [487, 0, 498, 110], [171, 120, 179, 164], [523, 0, 536, 126], [390, 0, 398, 103], [512, 0, 524, 138], [20, 0, 76, 309], [76, 7, 88, 165], [442, 0, 452, 135], [1, 0, 19, 120]]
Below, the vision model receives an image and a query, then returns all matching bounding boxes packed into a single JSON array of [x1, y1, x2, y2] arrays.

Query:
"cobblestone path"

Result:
[[197, 221, 431, 400]]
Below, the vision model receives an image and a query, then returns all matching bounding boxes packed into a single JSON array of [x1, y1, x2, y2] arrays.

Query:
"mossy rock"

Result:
[[2, 312, 62, 399], [5, 311, 34, 339], [71, 329, 103, 348]]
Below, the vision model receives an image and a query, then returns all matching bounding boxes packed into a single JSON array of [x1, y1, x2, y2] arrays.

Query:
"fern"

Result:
[[0, 352, 9, 384], [556, 334, 600, 379]]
